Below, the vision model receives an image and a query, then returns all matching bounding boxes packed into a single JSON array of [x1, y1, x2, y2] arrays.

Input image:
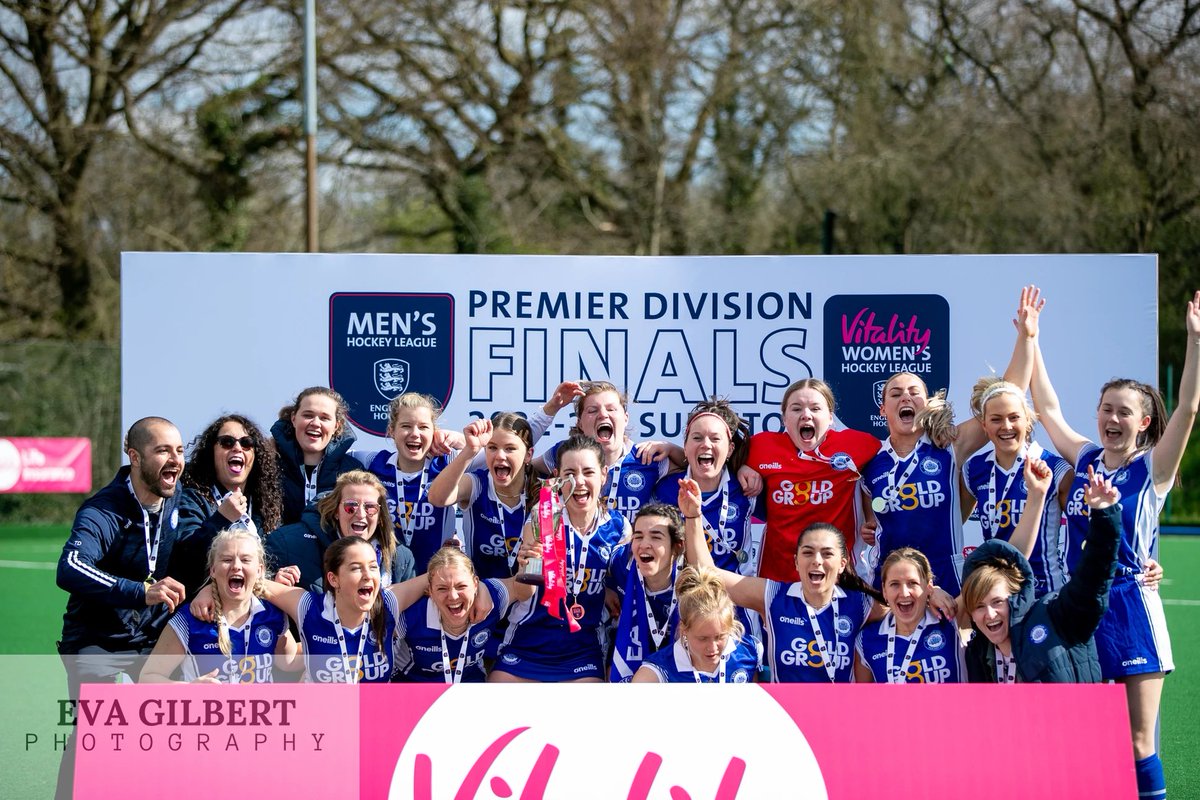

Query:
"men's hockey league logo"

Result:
[[823, 294, 949, 433], [330, 293, 454, 437], [375, 359, 409, 399]]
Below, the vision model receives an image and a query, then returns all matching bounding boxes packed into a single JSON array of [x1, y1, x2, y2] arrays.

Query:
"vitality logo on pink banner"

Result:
[[371, 685, 826, 799], [0, 437, 90, 493]]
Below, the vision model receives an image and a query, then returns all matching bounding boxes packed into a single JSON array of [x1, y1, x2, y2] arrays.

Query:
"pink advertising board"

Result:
[[0, 437, 91, 493], [73, 683, 1135, 798]]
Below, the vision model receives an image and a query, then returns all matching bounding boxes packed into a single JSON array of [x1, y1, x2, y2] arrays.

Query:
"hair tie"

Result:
[[685, 411, 733, 440]]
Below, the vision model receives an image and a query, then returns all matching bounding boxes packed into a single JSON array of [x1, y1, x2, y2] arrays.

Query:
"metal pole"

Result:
[[304, 0, 318, 252], [821, 210, 837, 255]]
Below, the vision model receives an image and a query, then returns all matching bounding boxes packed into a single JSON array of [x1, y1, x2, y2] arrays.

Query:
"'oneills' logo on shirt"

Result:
[[329, 293, 455, 437]]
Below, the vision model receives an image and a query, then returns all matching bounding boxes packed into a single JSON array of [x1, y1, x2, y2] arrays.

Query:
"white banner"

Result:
[[122, 253, 1157, 455]]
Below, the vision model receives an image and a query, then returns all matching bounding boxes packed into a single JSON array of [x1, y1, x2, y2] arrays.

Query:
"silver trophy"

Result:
[[516, 474, 576, 586]]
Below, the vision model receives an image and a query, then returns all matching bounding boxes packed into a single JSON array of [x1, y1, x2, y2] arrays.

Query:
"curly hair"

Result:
[[182, 414, 282, 534]]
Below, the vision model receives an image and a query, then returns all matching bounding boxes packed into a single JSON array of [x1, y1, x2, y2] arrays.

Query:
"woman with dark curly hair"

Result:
[[169, 414, 283, 597]]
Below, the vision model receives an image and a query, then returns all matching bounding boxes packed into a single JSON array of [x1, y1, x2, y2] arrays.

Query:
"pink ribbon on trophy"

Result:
[[538, 477, 579, 632]]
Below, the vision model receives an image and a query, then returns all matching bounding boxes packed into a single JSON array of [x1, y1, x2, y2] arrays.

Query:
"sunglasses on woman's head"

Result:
[[342, 500, 380, 516], [217, 435, 255, 450]]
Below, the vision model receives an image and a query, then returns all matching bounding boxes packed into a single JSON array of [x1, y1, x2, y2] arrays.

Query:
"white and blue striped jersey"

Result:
[[1064, 444, 1164, 577], [498, 509, 625, 671], [393, 578, 510, 683], [167, 599, 286, 683], [640, 637, 760, 683], [360, 449, 458, 573], [863, 438, 964, 594], [854, 610, 965, 684], [461, 469, 529, 580], [297, 590, 399, 684], [762, 583, 872, 683], [964, 442, 1070, 595]]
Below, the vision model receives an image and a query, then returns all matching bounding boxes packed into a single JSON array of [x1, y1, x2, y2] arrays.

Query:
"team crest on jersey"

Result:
[[329, 292, 454, 437], [624, 471, 646, 491], [920, 457, 940, 476], [731, 669, 749, 683], [835, 615, 853, 637], [723, 504, 740, 522], [1029, 624, 1048, 644], [830, 453, 853, 471], [599, 545, 611, 561], [924, 630, 945, 651], [1113, 470, 1129, 486], [472, 631, 489, 648], [255, 626, 274, 647]]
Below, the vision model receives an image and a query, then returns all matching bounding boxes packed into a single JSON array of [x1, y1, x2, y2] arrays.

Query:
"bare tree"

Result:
[[0, 0, 270, 338]]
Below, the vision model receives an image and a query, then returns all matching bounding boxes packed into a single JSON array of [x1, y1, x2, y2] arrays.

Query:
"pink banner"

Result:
[[0, 437, 91, 493], [75, 683, 359, 799], [71, 683, 1136, 798]]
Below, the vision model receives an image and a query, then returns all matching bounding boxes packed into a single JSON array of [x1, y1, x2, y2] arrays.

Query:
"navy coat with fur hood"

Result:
[[963, 503, 1121, 683], [270, 417, 364, 525]]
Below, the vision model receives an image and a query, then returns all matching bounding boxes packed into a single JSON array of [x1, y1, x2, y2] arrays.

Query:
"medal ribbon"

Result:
[[221, 616, 255, 684], [880, 438, 923, 505], [639, 567, 678, 649], [798, 445, 862, 481], [126, 478, 162, 581], [995, 648, 1017, 684], [884, 613, 929, 684], [332, 612, 370, 684], [986, 443, 1029, 535], [492, 479, 525, 572], [439, 628, 470, 685], [393, 460, 429, 547], [565, 510, 599, 616], [691, 469, 733, 556], [805, 594, 842, 683]]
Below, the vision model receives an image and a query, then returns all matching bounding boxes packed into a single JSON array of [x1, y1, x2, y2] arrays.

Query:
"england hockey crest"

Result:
[[330, 292, 455, 436], [375, 359, 410, 399]]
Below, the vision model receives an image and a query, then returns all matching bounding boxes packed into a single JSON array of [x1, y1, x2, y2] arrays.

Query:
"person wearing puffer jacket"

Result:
[[271, 386, 364, 524], [961, 462, 1121, 684]]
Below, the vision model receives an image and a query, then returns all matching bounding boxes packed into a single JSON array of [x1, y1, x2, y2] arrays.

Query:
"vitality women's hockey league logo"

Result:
[[329, 293, 455, 436], [822, 294, 949, 433]]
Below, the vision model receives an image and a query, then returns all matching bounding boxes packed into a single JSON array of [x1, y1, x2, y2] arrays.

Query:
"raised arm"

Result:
[[1007, 458, 1052, 559], [953, 286, 1044, 461], [385, 572, 431, 612], [1054, 467, 1122, 643], [427, 419, 491, 509], [1152, 290, 1200, 491], [679, 477, 767, 614]]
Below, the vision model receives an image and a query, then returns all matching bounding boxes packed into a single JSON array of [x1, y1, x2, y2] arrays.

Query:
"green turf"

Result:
[[2, 526, 1199, 794], [1160, 536, 1200, 794]]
